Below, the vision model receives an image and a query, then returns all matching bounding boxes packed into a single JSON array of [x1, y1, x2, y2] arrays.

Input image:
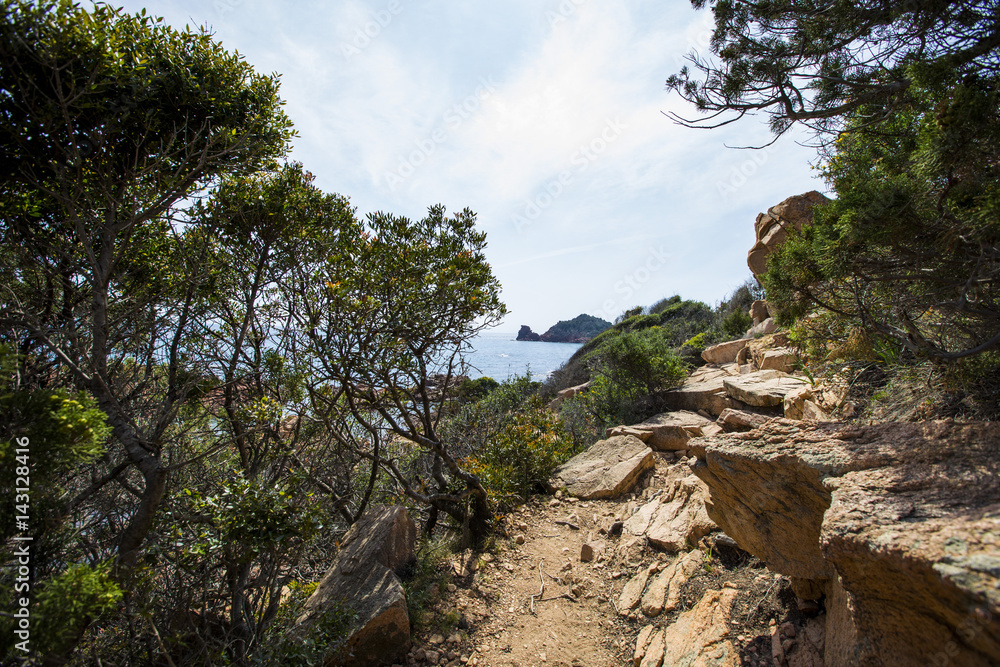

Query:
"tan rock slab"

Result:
[[659, 588, 740, 666], [641, 549, 703, 617], [716, 408, 771, 433], [663, 369, 749, 417], [639, 628, 666, 667], [548, 435, 654, 500], [723, 370, 809, 407], [759, 347, 799, 373], [618, 562, 659, 614], [701, 339, 749, 364], [616, 410, 718, 451], [694, 420, 1000, 666], [295, 505, 416, 666], [625, 475, 716, 551]]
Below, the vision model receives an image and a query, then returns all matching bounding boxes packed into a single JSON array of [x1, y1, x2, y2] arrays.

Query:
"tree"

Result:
[[0, 0, 292, 572], [667, 0, 1000, 140], [765, 74, 1000, 359], [291, 205, 507, 546]]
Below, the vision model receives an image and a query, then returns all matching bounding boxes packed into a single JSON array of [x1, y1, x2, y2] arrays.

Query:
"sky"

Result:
[[117, 0, 824, 332]]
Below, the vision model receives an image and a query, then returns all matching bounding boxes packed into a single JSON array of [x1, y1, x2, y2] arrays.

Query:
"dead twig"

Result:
[[555, 520, 579, 530], [529, 559, 545, 614]]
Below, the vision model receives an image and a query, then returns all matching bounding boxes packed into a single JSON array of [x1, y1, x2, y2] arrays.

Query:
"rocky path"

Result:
[[405, 454, 820, 667]]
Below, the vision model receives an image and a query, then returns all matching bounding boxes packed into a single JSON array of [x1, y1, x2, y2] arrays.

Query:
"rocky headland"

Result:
[[517, 314, 612, 343]]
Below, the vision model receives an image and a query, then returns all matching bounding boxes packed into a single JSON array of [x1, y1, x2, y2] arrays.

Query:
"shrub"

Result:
[[584, 328, 687, 426]]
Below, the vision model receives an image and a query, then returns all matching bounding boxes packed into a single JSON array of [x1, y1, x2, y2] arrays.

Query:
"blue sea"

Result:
[[463, 330, 582, 381]]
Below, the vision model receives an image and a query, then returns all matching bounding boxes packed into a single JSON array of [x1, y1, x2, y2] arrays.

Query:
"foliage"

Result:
[[583, 328, 688, 426], [667, 0, 1000, 140], [400, 537, 455, 632], [248, 583, 356, 667], [765, 75, 1000, 360], [442, 374, 577, 511], [32, 563, 123, 661]]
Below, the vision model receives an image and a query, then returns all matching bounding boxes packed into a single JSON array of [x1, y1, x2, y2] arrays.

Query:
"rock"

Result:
[[748, 191, 829, 279], [715, 408, 771, 433], [758, 347, 799, 373], [604, 425, 654, 442], [515, 325, 540, 341], [639, 628, 666, 667], [618, 562, 659, 614], [692, 419, 1000, 666], [294, 505, 416, 666], [750, 300, 770, 325], [746, 317, 779, 338], [514, 535, 525, 545], [580, 543, 596, 562], [659, 588, 740, 666], [633, 625, 656, 666], [663, 366, 750, 417], [625, 475, 716, 551], [548, 435, 654, 500], [701, 339, 749, 364], [430, 634, 445, 645], [801, 400, 831, 421], [722, 370, 809, 407], [783, 384, 813, 420], [641, 549, 703, 616], [611, 411, 718, 451], [538, 314, 612, 343], [549, 381, 592, 410]]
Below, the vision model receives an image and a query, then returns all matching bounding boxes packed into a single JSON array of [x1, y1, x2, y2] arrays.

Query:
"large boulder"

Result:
[[608, 410, 721, 451], [722, 370, 809, 407], [690, 420, 1000, 666], [663, 366, 749, 416], [748, 191, 829, 279], [701, 339, 749, 364], [295, 506, 417, 667], [548, 435, 654, 499]]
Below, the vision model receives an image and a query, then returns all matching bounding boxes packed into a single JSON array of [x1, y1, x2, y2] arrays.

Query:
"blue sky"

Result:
[[118, 0, 823, 331]]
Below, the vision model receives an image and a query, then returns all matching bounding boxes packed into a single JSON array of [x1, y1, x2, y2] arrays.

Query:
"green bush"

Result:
[[443, 375, 578, 510], [584, 328, 687, 426]]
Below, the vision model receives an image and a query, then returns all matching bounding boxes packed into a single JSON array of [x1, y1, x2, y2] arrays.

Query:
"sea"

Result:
[[463, 330, 582, 381]]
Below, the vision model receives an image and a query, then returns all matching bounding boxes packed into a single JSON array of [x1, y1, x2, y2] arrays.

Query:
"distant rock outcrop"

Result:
[[540, 314, 612, 343], [515, 325, 541, 341]]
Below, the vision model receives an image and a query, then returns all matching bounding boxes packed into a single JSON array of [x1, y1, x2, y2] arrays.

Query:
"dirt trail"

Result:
[[418, 497, 633, 667], [406, 455, 811, 667]]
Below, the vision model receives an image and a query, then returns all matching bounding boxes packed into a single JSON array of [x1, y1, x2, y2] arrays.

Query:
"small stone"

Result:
[[581, 543, 595, 562], [555, 490, 563, 498], [425, 650, 440, 663], [781, 622, 796, 638], [572, 584, 585, 597], [448, 633, 462, 644], [447, 583, 457, 593], [518, 522, 528, 531], [515, 535, 525, 545], [549, 499, 561, 507], [430, 634, 445, 645], [414, 648, 426, 661]]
